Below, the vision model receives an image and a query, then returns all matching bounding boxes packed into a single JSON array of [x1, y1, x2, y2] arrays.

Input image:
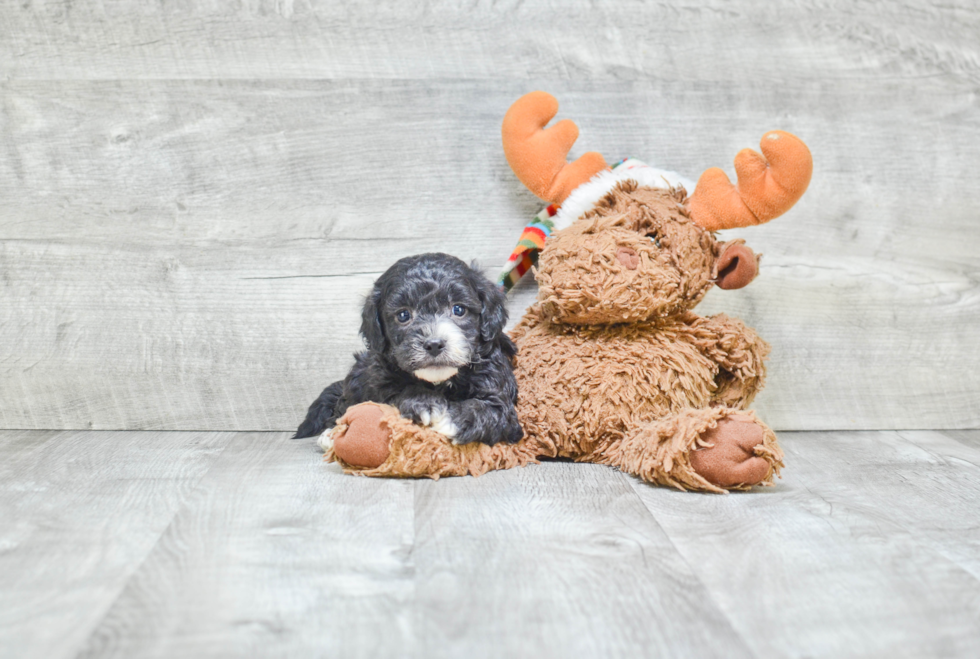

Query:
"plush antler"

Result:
[[689, 131, 812, 231], [502, 91, 608, 204]]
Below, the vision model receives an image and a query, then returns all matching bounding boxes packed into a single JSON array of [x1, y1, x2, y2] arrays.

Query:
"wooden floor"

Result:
[[1, 430, 978, 658]]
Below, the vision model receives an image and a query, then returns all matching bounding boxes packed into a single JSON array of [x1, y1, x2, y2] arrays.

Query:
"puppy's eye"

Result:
[[396, 310, 412, 323], [452, 305, 466, 317], [647, 233, 662, 248]]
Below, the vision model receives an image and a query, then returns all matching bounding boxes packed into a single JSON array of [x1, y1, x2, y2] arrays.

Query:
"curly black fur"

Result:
[[293, 253, 522, 446]]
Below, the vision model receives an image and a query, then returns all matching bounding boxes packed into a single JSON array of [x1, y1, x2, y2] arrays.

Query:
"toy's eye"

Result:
[[452, 305, 467, 317], [647, 233, 662, 248], [396, 310, 412, 323]]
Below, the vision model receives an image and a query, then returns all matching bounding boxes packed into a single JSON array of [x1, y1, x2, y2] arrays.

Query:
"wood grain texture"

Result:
[[4, 428, 980, 657], [411, 462, 753, 658], [0, 429, 233, 659], [1, 1, 979, 430], [942, 429, 980, 451], [630, 430, 980, 658], [2, 1, 978, 82], [75, 432, 415, 658]]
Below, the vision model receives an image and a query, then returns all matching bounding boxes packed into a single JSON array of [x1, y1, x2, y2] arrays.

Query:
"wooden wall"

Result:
[[1, 1, 977, 431]]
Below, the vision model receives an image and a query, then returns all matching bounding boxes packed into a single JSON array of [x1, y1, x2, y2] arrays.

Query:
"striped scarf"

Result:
[[496, 203, 559, 292]]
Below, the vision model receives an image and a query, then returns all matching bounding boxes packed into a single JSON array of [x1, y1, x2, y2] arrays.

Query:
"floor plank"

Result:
[[0, 430, 233, 659], [411, 462, 753, 659], [630, 430, 980, 658], [862, 430, 980, 582], [4, 429, 980, 657], [943, 429, 980, 453], [76, 433, 415, 658]]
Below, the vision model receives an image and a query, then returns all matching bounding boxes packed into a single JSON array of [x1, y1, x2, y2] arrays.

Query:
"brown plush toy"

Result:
[[322, 91, 812, 493]]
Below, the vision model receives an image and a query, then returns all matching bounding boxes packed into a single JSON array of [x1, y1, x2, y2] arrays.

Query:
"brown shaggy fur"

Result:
[[328, 183, 784, 492], [537, 183, 720, 324]]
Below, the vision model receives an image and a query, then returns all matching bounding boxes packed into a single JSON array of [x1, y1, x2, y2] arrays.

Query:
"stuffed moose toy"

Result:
[[322, 91, 812, 492]]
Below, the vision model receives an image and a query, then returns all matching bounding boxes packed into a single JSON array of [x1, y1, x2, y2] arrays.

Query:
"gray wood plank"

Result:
[[943, 429, 980, 452], [0, 80, 531, 251], [5, 428, 980, 657], [76, 432, 415, 658], [2, 0, 980, 432], [411, 462, 754, 659], [0, 243, 377, 431], [629, 431, 980, 658], [0, 429, 233, 659], [861, 430, 980, 581], [2, 1, 977, 82], [1, 77, 978, 431]]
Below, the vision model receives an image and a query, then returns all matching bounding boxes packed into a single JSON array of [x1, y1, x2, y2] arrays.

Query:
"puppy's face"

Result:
[[361, 254, 507, 384]]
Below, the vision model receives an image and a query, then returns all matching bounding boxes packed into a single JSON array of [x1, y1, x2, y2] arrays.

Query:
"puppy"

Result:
[[293, 253, 524, 447]]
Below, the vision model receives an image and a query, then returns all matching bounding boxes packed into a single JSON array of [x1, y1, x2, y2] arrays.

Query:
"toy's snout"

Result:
[[616, 247, 639, 270], [714, 242, 759, 290]]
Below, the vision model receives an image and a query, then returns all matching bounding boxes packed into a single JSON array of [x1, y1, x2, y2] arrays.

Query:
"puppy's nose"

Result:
[[423, 338, 446, 356]]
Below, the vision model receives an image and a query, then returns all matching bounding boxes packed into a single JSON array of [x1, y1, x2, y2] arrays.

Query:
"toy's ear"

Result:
[[470, 266, 509, 343], [359, 286, 387, 352], [715, 241, 760, 290]]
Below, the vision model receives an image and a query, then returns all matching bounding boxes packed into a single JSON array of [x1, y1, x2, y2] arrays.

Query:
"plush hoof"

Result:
[[690, 416, 771, 488], [333, 404, 393, 468]]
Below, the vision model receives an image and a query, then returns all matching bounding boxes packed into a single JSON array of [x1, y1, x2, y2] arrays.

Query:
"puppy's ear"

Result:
[[469, 266, 508, 343], [360, 286, 386, 352]]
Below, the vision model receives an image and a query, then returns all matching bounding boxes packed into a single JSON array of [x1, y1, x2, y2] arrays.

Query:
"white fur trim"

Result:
[[553, 160, 695, 230], [414, 366, 459, 383]]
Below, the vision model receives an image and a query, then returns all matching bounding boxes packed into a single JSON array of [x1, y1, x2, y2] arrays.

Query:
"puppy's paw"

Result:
[[317, 427, 337, 453], [428, 408, 459, 440], [398, 398, 458, 440], [416, 405, 458, 440]]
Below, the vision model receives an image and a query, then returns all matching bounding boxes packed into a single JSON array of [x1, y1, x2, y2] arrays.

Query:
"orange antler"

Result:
[[689, 131, 813, 231], [501, 91, 608, 204]]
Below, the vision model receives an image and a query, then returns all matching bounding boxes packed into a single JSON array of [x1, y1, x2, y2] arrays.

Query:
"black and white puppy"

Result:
[[293, 253, 523, 446]]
